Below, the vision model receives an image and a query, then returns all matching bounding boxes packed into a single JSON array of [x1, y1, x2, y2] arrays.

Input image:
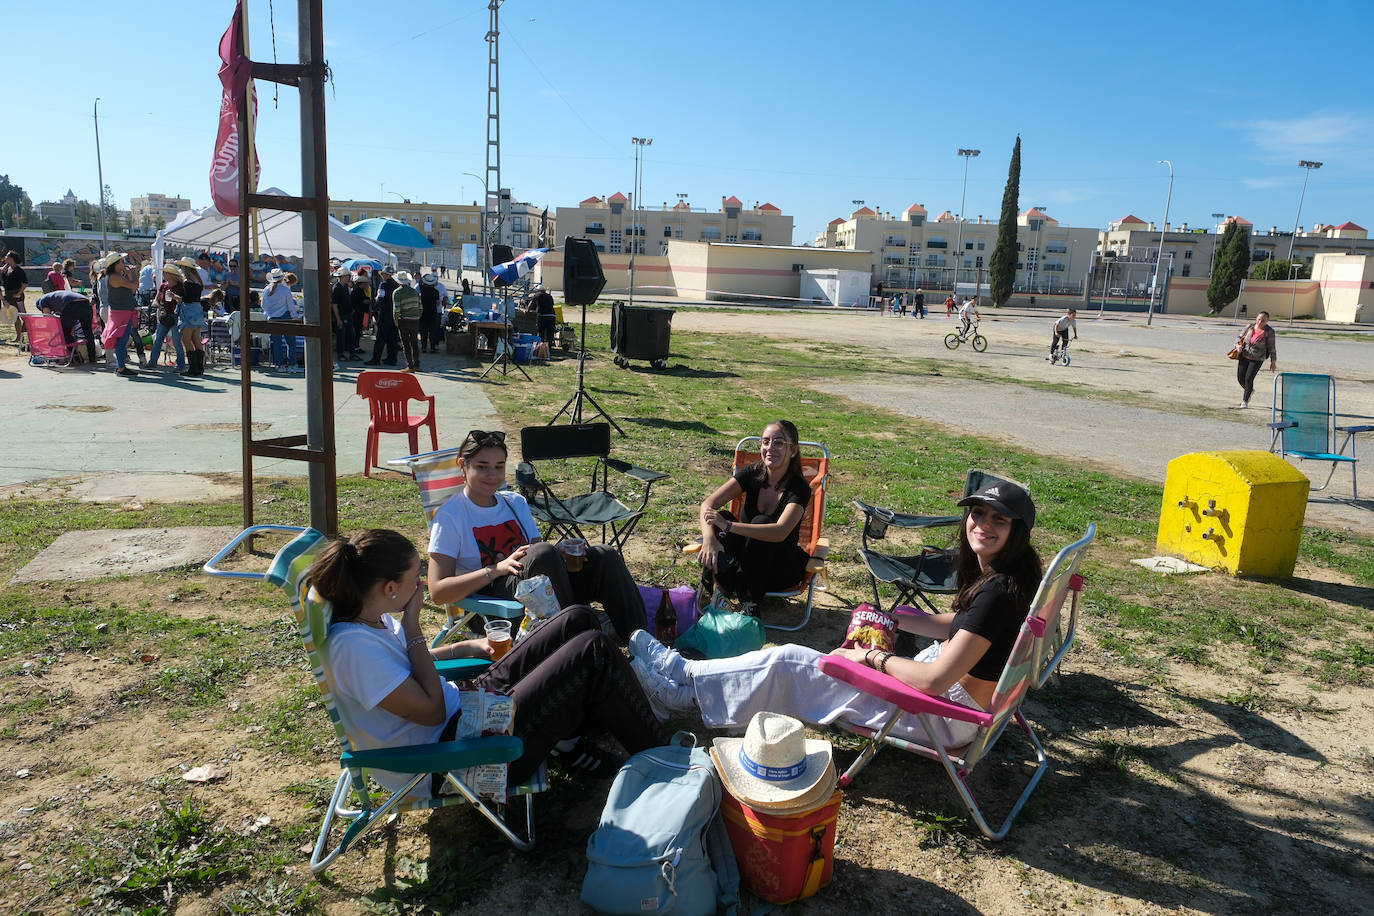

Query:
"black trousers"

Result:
[[370, 309, 399, 362], [1237, 356, 1264, 401], [60, 304, 98, 363], [701, 509, 809, 603], [471, 605, 667, 785], [487, 541, 646, 641]]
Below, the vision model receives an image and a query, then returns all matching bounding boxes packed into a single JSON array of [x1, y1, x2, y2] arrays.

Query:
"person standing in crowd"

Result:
[[364, 266, 400, 366], [174, 257, 207, 377], [44, 262, 66, 292], [262, 267, 302, 373], [137, 258, 157, 314], [330, 270, 354, 362], [1050, 308, 1077, 361], [148, 264, 186, 371], [3, 250, 28, 348], [195, 252, 212, 287], [99, 253, 142, 376], [62, 259, 78, 291], [348, 270, 369, 358], [418, 272, 442, 353], [530, 285, 557, 350], [945, 292, 957, 316], [392, 270, 423, 372], [914, 288, 926, 318], [462, 276, 472, 297], [223, 257, 241, 312], [1235, 309, 1277, 409], [35, 289, 99, 366]]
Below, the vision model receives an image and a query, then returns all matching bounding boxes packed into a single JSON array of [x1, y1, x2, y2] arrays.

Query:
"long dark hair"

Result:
[[951, 509, 1042, 616], [306, 529, 417, 624], [760, 419, 805, 487]]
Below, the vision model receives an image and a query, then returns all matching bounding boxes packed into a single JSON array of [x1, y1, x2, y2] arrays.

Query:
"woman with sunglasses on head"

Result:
[[427, 429, 648, 642], [697, 420, 812, 615], [307, 528, 667, 787], [631, 480, 1043, 748]]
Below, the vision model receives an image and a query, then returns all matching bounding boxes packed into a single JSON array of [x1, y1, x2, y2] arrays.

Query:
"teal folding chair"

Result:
[[818, 524, 1094, 840], [1268, 372, 1371, 501], [204, 526, 543, 873]]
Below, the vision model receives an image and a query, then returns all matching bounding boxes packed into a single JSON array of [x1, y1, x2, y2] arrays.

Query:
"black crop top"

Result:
[[948, 575, 1025, 682]]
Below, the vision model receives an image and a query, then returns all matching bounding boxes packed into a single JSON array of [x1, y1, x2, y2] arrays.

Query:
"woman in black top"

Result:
[[2, 250, 27, 346], [697, 419, 811, 611]]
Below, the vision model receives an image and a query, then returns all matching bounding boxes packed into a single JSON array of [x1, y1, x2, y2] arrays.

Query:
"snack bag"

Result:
[[515, 575, 561, 640], [840, 603, 895, 652], [453, 687, 516, 800]]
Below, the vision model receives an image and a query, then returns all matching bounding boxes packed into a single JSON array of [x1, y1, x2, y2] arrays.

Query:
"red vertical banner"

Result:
[[209, 0, 259, 216]]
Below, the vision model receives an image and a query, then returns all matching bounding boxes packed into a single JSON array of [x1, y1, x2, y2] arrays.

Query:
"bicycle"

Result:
[[1049, 337, 1071, 366], [944, 320, 987, 352]]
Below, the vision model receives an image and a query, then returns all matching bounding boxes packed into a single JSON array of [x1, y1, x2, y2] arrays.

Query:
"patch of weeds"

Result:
[[81, 797, 251, 910], [1087, 736, 1148, 775], [1164, 643, 1208, 664], [241, 680, 332, 759], [1220, 617, 1286, 661], [121, 653, 253, 706], [219, 877, 318, 914], [363, 848, 487, 914], [911, 810, 963, 848], [1220, 690, 1269, 713]]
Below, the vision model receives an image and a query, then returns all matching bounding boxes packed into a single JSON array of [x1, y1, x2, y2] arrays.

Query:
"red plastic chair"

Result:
[[356, 370, 438, 477]]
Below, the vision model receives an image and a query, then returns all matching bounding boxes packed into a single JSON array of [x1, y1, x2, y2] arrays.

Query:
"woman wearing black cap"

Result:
[[629, 479, 1043, 749]]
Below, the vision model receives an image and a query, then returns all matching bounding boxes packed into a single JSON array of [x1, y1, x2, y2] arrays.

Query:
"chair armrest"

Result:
[[1336, 424, 1374, 434], [341, 734, 523, 772], [515, 461, 540, 489], [852, 499, 960, 530], [423, 394, 436, 418], [604, 457, 671, 483], [457, 596, 526, 620], [1268, 421, 1298, 431], [435, 658, 491, 679], [817, 656, 992, 727]]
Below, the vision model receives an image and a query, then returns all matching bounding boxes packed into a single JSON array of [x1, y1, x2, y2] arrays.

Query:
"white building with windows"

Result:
[[556, 194, 793, 256]]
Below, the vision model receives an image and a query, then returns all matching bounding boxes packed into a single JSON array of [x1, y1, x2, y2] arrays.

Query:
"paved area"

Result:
[[9, 526, 242, 584]]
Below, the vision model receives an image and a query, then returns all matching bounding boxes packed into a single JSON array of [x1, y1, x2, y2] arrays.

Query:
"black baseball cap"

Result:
[[957, 480, 1035, 529]]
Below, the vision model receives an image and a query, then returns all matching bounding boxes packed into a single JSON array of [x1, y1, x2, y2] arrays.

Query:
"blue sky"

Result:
[[12, 0, 1374, 245]]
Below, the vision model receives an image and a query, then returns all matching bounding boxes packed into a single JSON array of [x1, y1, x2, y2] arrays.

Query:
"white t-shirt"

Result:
[[427, 490, 540, 574], [1054, 314, 1076, 333], [261, 282, 297, 319], [328, 614, 462, 795], [959, 301, 977, 321]]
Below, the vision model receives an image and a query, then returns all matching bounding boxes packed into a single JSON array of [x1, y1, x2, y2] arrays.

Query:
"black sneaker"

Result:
[[550, 739, 624, 779]]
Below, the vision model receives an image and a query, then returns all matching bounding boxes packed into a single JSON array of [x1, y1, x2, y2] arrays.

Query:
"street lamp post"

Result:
[[461, 170, 489, 282], [1287, 160, 1322, 326], [1208, 211, 1226, 277], [1147, 159, 1173, 325], [955, 149, 980, 297], [629, 137, 652, 306], [93, 98, 107, 254], [676, 192, 688, 244]]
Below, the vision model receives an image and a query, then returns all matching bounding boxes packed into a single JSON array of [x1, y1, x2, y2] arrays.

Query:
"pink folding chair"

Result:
[[21, 314, 77, 368]]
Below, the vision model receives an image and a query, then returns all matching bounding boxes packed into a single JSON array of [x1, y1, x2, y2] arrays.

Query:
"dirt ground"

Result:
[[1, 308, 1371, 915]]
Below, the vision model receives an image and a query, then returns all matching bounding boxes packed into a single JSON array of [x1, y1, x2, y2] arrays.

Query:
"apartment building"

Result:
[[329, 198, 482, 249], [814, 204, 1098, 293], [130, 193, 191, 228], [555, 194, 793, 255]]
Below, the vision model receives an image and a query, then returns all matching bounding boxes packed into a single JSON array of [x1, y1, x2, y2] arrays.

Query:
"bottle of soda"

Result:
[[655, 590, 677, 646]]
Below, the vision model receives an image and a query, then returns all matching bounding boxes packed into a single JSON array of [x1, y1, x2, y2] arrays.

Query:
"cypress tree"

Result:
[[1206, 221, 1250, 313], [988, 136, 1021, 306]]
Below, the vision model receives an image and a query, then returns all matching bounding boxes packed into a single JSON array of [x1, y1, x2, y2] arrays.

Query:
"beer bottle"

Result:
[[655, 590, 677, 646]]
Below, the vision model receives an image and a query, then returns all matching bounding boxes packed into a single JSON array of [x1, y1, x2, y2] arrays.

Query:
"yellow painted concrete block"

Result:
[[1157, 450, 1309, 577]]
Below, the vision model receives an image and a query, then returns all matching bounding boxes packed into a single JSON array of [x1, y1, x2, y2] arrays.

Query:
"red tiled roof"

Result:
[[1226, 215, 1252, 226], [723, 195, 743, 207], [608, 192, 629, 203], [1023, 207, 1050, 218], [828, 217, 845, 226], [1336, 221, 1365, 231], [673, 200, 691, 210], [903, 203, 927, 214], [935, 210, 956, 221], [1118, 214, 1146, 224], [580, 196, 603, 206], [852, 206, 875, 216], [758, 202, 780, 212]]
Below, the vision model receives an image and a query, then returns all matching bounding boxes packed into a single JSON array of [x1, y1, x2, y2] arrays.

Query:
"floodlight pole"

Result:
[[93, 98, 107, 253], [629, 137, 651, 306], [1146, 159, 1172, 326], [1287, 160, 1322, 326], [955, 149, 979, 296]]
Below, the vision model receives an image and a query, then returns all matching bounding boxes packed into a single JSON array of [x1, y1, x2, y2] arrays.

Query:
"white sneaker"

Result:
[[1239, 400, 1249, 409], [628, 629, 689, 683], [629, 657, 695, 722]]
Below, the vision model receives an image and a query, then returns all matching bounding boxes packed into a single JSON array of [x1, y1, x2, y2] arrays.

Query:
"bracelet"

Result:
[[405, 634, 427, 649], [877, 652, 893, 674], [864, 648, 879, 668], [723, 519, 733, 535], [484, 565, 495, 583]]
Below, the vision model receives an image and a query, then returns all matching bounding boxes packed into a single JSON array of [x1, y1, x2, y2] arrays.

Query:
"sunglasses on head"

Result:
[[466, 429, 507, 446]]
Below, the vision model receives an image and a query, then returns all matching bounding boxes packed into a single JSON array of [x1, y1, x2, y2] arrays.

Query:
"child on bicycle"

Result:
[[1050, 308, 1077, 359], [959, 296, 980, 336]]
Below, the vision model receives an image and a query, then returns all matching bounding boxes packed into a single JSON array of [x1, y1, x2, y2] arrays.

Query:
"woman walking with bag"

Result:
[[1235, 310, 1277, 408]]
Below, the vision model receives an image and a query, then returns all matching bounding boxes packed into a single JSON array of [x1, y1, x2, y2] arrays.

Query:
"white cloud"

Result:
[[1242, 112, 1374, 162]]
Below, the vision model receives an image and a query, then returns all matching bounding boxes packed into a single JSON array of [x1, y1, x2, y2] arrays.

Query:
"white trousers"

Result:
[[689, 642, 983, 749]]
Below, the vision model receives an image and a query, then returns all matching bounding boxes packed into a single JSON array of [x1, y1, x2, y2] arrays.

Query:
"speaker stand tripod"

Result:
[[548, 299, 623, 433], [479, 288, 531, 381]]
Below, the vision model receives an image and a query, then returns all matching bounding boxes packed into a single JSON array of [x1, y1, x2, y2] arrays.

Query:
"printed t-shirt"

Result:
[[427, 490, 540, 575]]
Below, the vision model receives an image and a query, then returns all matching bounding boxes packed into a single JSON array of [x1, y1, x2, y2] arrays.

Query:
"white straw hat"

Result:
[[711, 712, 834, 811]]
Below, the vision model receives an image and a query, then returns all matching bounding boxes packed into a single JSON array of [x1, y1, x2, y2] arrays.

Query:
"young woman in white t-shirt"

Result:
[[308, 528, 667, 786], [426, 429, 647, 640]]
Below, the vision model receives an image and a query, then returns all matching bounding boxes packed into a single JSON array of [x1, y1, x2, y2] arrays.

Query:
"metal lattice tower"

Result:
[[483, 0, 504, 271]]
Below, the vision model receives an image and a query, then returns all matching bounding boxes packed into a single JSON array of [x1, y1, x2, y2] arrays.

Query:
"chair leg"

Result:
[[764, 576, 817, 633], [364, 428, 377, 477], [427, 420, 438, 452], [439, 772, 536, 852]]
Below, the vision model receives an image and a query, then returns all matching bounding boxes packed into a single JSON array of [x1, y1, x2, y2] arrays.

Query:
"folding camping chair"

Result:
[[206, 317, 233, 366], [515, 423, 669, 552], [682, 438, 831, 633], [853, 469, 1019, 614], [387, 447, 527, 647], [817, 524, 1093, 840], [204, 526, 542, 872], [20, 314, 78, 368], [1268, 372, 1371, 501]]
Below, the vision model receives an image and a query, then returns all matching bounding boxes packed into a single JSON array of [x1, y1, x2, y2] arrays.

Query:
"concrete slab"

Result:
[[9, 526, 243, 584], [0, 351, 500, 491]]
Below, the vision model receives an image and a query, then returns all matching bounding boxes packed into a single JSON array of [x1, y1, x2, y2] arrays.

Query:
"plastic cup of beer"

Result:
[[485, 619, 512, 661], [558, 538, 587, 573]]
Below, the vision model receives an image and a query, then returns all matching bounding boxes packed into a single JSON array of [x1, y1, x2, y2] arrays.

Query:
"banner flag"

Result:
[[210, 0, 260, 216]]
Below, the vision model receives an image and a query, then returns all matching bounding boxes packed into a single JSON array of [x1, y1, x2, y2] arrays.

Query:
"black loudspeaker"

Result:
[[563, 236, 606, 306], [489, 244, 515, 287]]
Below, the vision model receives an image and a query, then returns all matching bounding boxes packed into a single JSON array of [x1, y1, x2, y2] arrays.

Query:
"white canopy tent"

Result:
[[151, 186, 390, 267]]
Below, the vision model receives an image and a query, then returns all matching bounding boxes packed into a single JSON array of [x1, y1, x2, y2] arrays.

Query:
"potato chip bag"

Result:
[[841, 603, 896, 652]]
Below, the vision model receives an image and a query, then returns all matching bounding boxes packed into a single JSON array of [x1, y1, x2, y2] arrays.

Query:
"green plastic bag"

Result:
[[674, 593, 765, 659]]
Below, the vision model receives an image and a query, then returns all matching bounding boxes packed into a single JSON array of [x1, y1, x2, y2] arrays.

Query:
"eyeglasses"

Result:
[[465, 429, 507, 446], [759, 437, 792, 447]]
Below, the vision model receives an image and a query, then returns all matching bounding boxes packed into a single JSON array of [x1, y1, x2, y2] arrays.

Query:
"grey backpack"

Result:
[[581, 734, 739, 916]]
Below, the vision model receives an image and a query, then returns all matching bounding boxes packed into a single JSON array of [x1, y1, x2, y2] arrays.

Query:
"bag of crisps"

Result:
[[839, 603, 895, 652]]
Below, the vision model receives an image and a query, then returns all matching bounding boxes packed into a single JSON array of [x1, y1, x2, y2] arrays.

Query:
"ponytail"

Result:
[[306, 529, 417, 623]]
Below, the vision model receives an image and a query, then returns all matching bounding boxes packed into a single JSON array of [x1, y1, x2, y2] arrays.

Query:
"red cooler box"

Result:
[[719, 788, 843, 904]]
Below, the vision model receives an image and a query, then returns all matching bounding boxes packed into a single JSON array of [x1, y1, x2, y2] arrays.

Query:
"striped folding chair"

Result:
[[817, 524, 1094, 840], [204, 526, 544, 873]]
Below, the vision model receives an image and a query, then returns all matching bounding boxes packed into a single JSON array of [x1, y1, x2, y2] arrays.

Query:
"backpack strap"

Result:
[[706, 810, 739, 916]]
